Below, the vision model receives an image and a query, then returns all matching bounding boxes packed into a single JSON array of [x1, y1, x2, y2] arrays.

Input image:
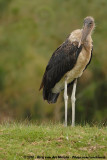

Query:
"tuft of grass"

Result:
[[0, 123, 107, 160]]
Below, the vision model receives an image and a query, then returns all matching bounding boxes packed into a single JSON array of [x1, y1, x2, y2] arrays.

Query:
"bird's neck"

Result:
[[81, 28, 92, 44], [80, 28, 93, 50]]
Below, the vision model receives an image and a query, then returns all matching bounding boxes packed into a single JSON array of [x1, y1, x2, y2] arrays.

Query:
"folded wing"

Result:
[[39, 39, 83, 101]]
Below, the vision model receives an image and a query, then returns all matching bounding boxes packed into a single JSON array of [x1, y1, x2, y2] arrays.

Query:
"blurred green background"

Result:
[[0, 0, 107, 124]]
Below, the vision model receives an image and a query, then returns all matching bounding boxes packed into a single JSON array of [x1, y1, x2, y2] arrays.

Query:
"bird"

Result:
[[39, 16, 95, 127]]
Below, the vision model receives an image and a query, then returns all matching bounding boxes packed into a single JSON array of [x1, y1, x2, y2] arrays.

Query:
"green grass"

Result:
[[0, 123, 107, 160]]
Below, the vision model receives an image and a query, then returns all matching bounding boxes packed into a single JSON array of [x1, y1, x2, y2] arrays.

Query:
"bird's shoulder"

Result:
[[39, 36, 82, 90], [50, 29, 82, 61], [68, 29, 82, 43], [46, 38, 81, 71]]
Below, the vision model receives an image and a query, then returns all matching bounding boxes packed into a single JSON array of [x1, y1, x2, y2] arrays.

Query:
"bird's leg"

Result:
[[64, 79, 68, 127], [71, 79, 77, 127]]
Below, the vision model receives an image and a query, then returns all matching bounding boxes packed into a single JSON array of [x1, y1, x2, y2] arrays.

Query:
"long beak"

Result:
[[78, 24, 88, 48], [81, 24, 89, 43]]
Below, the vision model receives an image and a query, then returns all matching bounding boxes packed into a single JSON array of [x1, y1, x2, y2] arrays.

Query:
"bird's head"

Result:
[[83, 16, 95, 31], [80, 16, 95, 45]]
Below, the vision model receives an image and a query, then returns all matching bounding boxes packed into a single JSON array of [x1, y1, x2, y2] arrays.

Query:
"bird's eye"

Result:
[[89, 22, 92, 25]]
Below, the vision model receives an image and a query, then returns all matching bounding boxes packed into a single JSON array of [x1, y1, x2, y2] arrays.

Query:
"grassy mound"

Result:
[[0, 123, 106, 159]]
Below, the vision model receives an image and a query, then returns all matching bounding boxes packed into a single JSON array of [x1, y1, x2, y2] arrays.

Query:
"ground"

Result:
[[0, 123, 107, 160]]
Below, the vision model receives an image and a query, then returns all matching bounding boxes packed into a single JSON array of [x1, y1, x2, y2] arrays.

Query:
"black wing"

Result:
[[84, 47, 93, 70], [39, 39, 82, 100]]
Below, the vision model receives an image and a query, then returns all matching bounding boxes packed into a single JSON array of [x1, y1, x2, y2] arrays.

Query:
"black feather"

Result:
[[40, 39, 82, 103], [84, 47, 93, 70]]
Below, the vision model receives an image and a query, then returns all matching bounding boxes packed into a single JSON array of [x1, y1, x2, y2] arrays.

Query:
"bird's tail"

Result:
[[48, 92, 59, 104], [43, 88, 59, 104]]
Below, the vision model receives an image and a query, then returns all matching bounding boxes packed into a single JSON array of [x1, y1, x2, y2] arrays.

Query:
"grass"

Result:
[[0, 123, 107, 160]]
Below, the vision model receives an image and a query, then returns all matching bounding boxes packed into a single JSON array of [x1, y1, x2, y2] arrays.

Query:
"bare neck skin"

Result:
[[81, 27, 92, 44]]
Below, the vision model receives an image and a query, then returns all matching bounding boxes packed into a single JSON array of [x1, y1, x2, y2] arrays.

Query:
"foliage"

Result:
[[0, 0, 107, 123]]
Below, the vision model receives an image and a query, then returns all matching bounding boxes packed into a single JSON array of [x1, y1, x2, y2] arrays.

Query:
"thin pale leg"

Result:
[[71, 79, 77, 127], [64, 79, 68, 127]]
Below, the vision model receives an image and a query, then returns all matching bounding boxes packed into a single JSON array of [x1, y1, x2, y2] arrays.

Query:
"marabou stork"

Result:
[[39, 16, 95, 126]]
